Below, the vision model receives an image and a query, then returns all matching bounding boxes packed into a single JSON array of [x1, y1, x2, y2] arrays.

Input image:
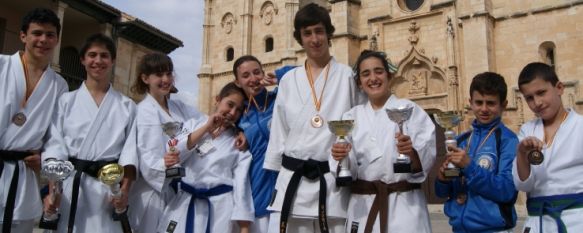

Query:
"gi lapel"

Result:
[[77, 86, 116, 157]]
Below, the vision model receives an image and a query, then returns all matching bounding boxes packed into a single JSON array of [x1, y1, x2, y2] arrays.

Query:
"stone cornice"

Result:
[[430, 0, 455, 11], [328, 0, 361, 5]]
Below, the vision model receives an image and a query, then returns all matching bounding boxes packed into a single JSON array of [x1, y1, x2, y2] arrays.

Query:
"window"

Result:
[[265, 37, 274, 52], [59, 47, 85, 90], [398, 0, 425, 12], [539, 41, 556, 70], [226, 47, 234, 61], [0, 17, 6, 52]]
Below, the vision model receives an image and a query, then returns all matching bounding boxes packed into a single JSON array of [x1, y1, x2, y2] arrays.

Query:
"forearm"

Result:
[[186, 125, 210, 150], [516, 150, 531, 181]]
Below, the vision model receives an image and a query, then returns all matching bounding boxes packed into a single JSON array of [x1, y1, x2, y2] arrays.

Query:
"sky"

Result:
[[102, 0, 203, 107]]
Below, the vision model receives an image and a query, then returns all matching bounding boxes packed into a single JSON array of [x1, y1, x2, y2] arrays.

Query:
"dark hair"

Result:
[[469, 72, 508, 103], [293, 3, 335, 46], [518, 62, 559, 88], [218, 82, 246, 101], [21, 8, 61, 35], [232, 55, 263, 79], [79, 33, 116, 59], [353, 50, 393, 85], [131, 52, 174, 95]]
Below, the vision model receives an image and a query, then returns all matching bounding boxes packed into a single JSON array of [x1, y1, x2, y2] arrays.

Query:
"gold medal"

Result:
[[12, 112, 26, 126], [311, 114, 323, 128], [456, 193, 467, 204]]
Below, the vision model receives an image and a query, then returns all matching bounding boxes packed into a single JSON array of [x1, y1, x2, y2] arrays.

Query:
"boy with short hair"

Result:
[[435, 72, 519, 233], [513, 62, 583, 233], [263, 3, 363, 233], [0, 7, 68, 233]]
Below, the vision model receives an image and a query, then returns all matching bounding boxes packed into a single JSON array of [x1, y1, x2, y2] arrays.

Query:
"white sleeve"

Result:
[[512, 125, 535, 192], [231, 150, 254, 221], [119, 102, 138, 168], [264, 74, 291, 171], [42, 96, 69, 162], [406, 103, 436, 183]]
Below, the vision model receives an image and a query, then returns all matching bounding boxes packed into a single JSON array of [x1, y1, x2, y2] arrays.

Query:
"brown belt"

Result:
[[351, 179, 421, 233]]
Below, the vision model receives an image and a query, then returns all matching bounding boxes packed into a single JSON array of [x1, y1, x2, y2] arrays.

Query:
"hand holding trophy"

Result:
[[433, 111, 463, 177], [386, 105, 414, 173], [162, 121, 185, 178], [39, 159, 74, 230], [328, 120, 354, 186], [98, 163, 132, 233]]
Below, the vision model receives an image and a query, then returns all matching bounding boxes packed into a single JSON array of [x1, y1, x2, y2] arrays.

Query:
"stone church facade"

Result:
[[199, 0, 583, 202]]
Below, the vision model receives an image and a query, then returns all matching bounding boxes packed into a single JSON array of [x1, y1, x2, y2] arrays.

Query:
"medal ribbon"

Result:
[[464, 123, 500, 155], [245, 91, 269, 114], [306, 60, 331, 113], [19, 53, 31, 108]]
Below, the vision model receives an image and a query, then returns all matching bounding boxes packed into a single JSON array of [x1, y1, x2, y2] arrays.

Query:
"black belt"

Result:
[[67, 157, 118, 233], [280, 154, 330, 233], [1, 150, 31, 233]]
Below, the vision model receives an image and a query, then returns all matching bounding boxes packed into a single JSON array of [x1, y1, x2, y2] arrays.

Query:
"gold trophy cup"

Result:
[[98, 163, 132, 233], [433, 111, 463, 177], [386, 105, 414, 173], [328, 120, 355, 186], [162, 121, 185, 178], [39, 159, 74, 230]]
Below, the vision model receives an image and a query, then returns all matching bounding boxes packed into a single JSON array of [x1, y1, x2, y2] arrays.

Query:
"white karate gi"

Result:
[[512, 109, 583, 233], [42, 83, 138, 233], [128, 94, 201, 233], [157, 115, 254, 233], [0, 52, 67, 231], [264, 58, 364, 231], [342, 96, 435, 233]]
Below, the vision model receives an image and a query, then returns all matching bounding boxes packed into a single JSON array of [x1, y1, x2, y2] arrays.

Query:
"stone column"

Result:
[[241, 0, 253, 55], [50, 1, 68, 72], [199, 0, 214, 113], [283, 0, 299, 61]]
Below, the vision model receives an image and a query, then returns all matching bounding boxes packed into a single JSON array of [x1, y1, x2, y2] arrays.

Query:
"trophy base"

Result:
[[336, 176, 352, 187], [444, 168, 461, 177], [38, 213, 59, 230], [393, 162, 411, 173], [165, 167, 185, 179]]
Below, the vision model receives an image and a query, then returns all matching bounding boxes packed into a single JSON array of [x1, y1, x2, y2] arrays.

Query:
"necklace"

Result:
[[306, 60, 331, 128], [543, 110, 569, 148]]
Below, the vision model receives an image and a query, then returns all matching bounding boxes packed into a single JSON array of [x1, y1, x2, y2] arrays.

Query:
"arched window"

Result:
[[265, 37, 274, 52], [226, 47, 234, 61], [539, 41, 556, 70]]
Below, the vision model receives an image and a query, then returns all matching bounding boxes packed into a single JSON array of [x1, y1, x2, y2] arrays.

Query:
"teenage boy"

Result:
[[513, 62, 583, 233], [435, 72, 519, 233], [0, 8, 68, 233], [263, 3, 363, 233]]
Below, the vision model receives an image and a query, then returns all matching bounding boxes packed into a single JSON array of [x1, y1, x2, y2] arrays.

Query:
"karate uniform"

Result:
[[343, 96, 435, 233], [264, 58, 364, 232], [512, 109, 583, 233], [128, 94, 201, 233], [157, 115, 254, 233], [0, 52, 68, 232], [42, 83, 138, 233]]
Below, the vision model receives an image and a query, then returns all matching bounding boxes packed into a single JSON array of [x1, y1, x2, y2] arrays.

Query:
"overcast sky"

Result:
[[102, 0, 203, 106]]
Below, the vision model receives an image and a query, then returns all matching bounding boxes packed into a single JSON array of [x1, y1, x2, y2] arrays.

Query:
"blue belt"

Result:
[[527, 192, 583, 233], [179, 181, 233, 233]]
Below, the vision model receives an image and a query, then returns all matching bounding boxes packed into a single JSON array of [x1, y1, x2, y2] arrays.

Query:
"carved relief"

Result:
[[408, 21, 420, 45], [221, 13, 237, 34], [260, 1, 279, 25], [408, 61, 429, 96]]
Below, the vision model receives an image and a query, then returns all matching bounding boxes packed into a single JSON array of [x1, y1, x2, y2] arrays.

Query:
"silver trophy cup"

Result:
[[39, 159, 74, 230], [433, 111, 463, 177], [162, 121, 185, 178], [386, 105, 414, 173], [328, 120, 355, 186]]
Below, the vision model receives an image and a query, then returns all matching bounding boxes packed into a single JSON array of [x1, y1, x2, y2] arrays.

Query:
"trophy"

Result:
[[528, 149, 544, 165], [38, 159, 74, 230], [98, 163, 132, 233], [433, 111, 463, 177], [386, 105, 414, 173], [328, 120, 355, 186], [162, 121, 185, 178]]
